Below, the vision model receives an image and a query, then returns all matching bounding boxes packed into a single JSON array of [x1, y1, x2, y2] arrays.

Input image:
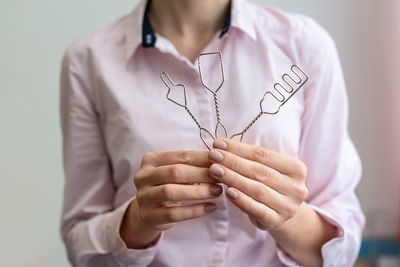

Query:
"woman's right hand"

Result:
[[120, 150, 222, 249]]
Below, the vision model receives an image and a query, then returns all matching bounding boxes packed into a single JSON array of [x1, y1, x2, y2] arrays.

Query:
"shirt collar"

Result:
[[230, 0, 257, 41], [124, 0, 257, 61]]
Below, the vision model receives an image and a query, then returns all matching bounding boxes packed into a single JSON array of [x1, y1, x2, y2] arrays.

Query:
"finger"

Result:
[[146, 202, 217, 225], [209, 163, 296, 219], [213, 139, 307, 178], [141, 150, 211, 167], [138, 184, 223, 205], [209, 149, 295, 195], [249, 215, 269, 231], [225, 187, 281, 231], [135, 164, 218, 187]]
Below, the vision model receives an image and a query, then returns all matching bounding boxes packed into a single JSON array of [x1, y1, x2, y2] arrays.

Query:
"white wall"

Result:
[[0, 2, 138, 266], [262, 0, 400, 239], [0, 1, 398, 266]]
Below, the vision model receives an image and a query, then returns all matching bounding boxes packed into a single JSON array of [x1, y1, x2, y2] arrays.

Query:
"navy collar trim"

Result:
[[142, 0, 232, 48], [142, 0, 157, 48], [220, 2, 232, 38]]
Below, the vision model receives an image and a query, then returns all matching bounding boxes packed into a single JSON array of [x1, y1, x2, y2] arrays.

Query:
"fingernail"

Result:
[[226, 187, 238, 200], [204, 203, 217, 213], [210, 164, 224, 177], [213, 139, 228, 150], [209, 150, 224, 162], [210, 185, 222, 196]]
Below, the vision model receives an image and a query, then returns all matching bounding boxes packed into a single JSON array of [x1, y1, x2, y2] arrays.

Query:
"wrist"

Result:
[[120, 198, 161, 249], [268, 202, 308, 241], [268, 202, 337, 266]]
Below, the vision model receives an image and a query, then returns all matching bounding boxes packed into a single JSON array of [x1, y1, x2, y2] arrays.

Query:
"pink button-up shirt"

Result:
[[60, 0, 365, 266]]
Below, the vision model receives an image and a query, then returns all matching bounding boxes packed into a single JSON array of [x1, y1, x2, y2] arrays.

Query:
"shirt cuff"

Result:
[[276, 246, 302, 267], [107, 197, 162, 266], [276, 204, 345, 267], [309, 204, 346, 266]]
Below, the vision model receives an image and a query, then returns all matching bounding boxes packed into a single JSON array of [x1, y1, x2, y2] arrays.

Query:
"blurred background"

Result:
[[0, 0, 399, 266]]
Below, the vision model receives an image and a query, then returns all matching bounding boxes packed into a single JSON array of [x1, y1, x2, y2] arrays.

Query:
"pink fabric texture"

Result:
[[60, 0, 365, 266]]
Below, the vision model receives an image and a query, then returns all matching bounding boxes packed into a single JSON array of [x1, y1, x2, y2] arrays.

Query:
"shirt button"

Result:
[[146, 34, 152, 44]]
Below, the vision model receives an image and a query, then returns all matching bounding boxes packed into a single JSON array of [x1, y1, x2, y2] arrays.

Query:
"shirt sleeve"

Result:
[[276, 18, 365, 267], [60, 43, 160, 267]]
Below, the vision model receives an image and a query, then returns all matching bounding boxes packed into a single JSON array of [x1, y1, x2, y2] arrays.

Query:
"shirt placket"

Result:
[[210, 194, 229, 267], [155, 35, 230, 265], [193, 67, 230, 267]]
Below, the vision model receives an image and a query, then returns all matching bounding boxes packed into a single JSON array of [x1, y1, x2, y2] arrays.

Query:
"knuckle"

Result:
[[133, 169, 146, 187], [300, 186, 309, 200], [253, 186, 267, 201], [232, 142, 240, 153], [136, 190, 145, 204], [249, 215, 266, 230], [294, 161, 307, 179], [167, 165, 182, 180], [164, 209, 180, 223], [254, 165, 271, 181], [141, 153, 153, 166], [177, 151, 192, 164], [292, 183, 308, 201], [260, 213, 274, 228], [160, 185, 175, 200], [253, 147, 270, 163], [230, 155, 239, 169]]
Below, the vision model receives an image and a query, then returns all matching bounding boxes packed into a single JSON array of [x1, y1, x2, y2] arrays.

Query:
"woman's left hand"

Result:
[[208, 138, 309, 231]]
